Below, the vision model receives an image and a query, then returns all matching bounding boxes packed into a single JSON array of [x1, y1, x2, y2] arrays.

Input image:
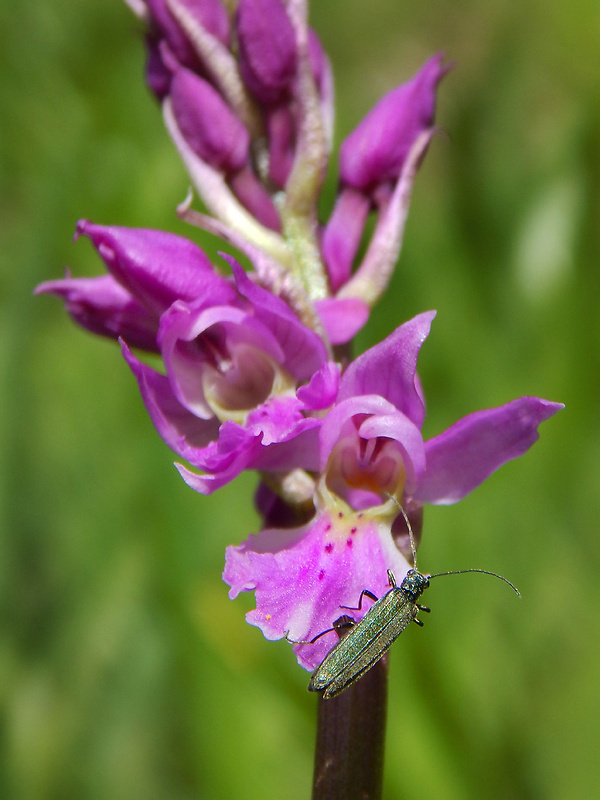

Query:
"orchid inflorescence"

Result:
[[37, 0, 562, 673]]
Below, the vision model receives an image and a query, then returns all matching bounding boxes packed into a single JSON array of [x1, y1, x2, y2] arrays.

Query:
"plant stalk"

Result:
[[311, 655, 389, 800]]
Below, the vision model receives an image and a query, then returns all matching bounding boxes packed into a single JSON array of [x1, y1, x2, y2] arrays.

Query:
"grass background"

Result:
[[1, 0, 598, 797]]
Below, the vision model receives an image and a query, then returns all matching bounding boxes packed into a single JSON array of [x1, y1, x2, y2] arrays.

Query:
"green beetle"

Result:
[[303, 504, 519, 700]]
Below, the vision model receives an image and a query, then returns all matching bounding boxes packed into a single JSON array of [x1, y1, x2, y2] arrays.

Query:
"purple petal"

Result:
[[121, 340, 220, 461], [176, 422, 262, 493], [170, 68, 250, 172], [337, 311, 435, 428], [414, 397, 565, 505], [223, 508, 411, 671], [35, 274, 159, 352], [320, 396, 425, 497], [253, 425, 321, 473], [236, 0, 297, 106], [75, 220, 227, 316], [245, 395, 320, 446], [178, 424, 321, 494], [320, 395, 397, 467], [176, 0, 230, 44], [146, 0, 230, 69], [146, 0, 200, 69], [296, 361, 340, 410], [145, 35, 173, 99], [229, 165, 282, 231], [339, 53, 449, 191], [358, 411, 426, 494], [222, 254, 329, 380], [175, 400, 320, 494], [314, 296, 369, 345], [178, 417, 320, 491], [177, 461, 242, 494], [158, 300, 286, 418], [336, 130, 434, 306], [266, 106, 295, 188], [321, 188, 371, 292]]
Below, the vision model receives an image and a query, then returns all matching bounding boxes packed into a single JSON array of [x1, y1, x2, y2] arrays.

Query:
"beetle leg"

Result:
[[413, 617, 424, 627], [332, 614, 355, 640], [418, 604, 431, 613], [286, 614, 356, 646], [286, 628, 335, 645], [341, 588, 379, 612]]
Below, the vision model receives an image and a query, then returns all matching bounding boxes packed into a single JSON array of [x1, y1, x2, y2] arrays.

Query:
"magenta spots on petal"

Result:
[[224, 508, 413, 672], [324, 523, 332, 532], [346, 538, 353, 548], [337, 511, 344, 519], [351, 526, 357, 534]]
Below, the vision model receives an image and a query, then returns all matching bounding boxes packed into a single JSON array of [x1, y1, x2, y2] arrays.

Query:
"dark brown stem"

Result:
[[311, 654, 389, 800]]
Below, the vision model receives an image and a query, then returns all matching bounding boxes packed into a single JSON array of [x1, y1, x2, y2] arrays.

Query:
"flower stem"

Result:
[[311, 655, 389, 800]]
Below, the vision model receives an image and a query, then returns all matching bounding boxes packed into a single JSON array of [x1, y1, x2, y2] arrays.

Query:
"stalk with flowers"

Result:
[[36, 1, 563, 797]]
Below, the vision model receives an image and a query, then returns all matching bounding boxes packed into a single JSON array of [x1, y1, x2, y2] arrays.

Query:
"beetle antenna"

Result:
[[384, 495, 519, 597], [428, 568, 521, 597], [386, 494, 418, 569]]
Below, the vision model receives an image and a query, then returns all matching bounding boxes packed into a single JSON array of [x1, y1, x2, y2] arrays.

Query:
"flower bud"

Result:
[[146, 0, 230, 69], [339, 54, 449, 191], [236, 0, 297, 106], [145, 35, 173, 98], [170, 67, 250, 172]]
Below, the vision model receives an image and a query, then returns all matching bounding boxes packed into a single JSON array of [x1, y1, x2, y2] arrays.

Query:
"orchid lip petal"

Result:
[[223, 506, 411, 672]]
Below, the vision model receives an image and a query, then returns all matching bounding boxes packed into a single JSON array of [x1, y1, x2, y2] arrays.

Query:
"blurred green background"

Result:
[[1, 0, 598, 798]]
